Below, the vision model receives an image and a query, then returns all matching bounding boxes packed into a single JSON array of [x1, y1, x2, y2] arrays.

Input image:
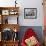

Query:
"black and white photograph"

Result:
[[24, 8, 37, 19]]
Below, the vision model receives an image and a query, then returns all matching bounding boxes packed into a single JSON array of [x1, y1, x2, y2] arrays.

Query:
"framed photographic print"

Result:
[[24, 8, 37, 19], [2, 10, 9, 15]]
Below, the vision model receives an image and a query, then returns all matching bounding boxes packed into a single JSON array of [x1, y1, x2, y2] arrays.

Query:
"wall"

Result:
[[0, 0, 44, 26], [17, 0, 43, 26]]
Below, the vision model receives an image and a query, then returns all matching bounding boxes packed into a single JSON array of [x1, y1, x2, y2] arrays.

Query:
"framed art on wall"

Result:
[[24, 8, 37, 19]]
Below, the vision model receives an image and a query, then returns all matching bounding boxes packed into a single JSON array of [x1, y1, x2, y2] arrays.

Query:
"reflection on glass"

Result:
[[1, 28, 18, 41]]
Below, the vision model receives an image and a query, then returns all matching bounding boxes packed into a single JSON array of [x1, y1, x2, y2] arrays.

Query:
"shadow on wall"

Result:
[[18, 26, 43, 44]]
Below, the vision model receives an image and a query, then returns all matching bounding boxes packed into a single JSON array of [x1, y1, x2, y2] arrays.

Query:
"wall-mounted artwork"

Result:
[[24, 8, 37, 19]]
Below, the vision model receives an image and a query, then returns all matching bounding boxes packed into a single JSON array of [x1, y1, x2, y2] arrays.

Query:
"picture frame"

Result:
[[2, 10, 9, 15], [24, 8, 37, 19]]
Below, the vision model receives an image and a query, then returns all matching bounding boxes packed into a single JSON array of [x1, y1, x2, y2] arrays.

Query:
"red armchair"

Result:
[[21, 28, 41, 46]]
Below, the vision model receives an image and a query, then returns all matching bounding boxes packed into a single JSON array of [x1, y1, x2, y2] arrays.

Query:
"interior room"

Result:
[[0, 0, 46, 46]]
